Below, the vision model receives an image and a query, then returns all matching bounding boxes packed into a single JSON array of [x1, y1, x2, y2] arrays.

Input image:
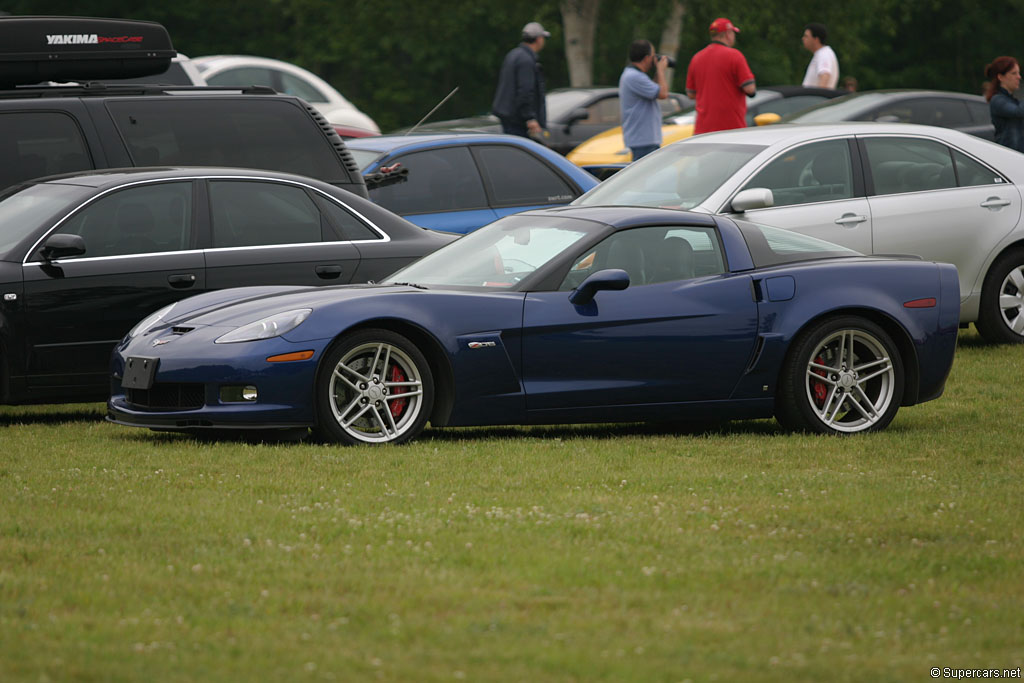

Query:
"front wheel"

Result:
[[976, 248, 1024, 344], [313, 329, 433, 445], [776, 316, 904, 434]]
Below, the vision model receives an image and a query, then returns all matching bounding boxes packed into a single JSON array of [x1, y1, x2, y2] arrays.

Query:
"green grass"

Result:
[[2, 329, 1023, 682]]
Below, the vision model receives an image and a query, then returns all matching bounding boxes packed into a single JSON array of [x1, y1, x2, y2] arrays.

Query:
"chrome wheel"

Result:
[[996, 265, 1024, 336], [317, 331, 433, 444], [776, 316, 904, 435]]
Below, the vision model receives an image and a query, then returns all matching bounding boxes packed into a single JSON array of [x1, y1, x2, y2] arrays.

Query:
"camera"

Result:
[[658, 54, 676, 68]]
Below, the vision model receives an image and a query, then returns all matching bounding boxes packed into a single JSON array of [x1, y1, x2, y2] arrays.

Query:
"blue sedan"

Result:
[[108, 207, 959, 443], [345, 133, 599, 234]]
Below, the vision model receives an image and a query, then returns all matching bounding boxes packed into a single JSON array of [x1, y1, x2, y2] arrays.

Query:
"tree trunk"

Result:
[[658, 0, 686, 86], [561, 0, 601, 87]]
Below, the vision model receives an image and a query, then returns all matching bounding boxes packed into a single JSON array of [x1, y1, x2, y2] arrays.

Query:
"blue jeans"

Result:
[[630, 144, 660, 161]]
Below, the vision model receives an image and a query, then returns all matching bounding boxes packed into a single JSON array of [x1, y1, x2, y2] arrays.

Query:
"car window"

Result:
[[659, 97, 685, 116], [278, 70, 328, 103], [0, 183, 92, 259], [734, 219, 860, 267], [368, 146, 488, 214], [753, 95, 826, 118], [53, 182, 192, 258], [475, 145, 577, 206], [861, 97, 972, 128], [209, 180, 323, 248], [317, 196, 383, 240], [966, 100, 992, 124], [108, 99, 346, 181], [0, 112, 94, 190], [559, 225, 725, 290], [863, 137, 957, 195], [581, 97, 620, 125], [953, 149, 1007, 187], [205, 67, 275, 89], [741, 139, 854, 207]]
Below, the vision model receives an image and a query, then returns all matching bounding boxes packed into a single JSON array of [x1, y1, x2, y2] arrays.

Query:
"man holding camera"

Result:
[[619, 39, 670, 161]]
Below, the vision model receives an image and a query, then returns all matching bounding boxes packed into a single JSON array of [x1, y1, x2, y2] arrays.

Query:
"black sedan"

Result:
[[781, 89, 994, 139], [414, 87, 694, 155], [0, 167, 455, 405]]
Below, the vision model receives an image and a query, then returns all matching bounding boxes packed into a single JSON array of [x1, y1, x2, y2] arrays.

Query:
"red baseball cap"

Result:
[[709, 17, 740, 33]]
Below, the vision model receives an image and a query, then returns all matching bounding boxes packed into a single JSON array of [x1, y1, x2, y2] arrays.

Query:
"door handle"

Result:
[[834, 213, 867, 226], [315, 265, 344, 279], [980, 197, 1011, 209], [167, 273, 197, 288]]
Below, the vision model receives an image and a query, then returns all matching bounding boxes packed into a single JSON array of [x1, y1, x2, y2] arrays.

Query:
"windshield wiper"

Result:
[[387, 282, 428, 289]]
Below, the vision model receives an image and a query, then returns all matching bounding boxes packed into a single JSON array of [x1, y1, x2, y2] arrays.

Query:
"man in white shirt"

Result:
[[801, 23, 839, 89]]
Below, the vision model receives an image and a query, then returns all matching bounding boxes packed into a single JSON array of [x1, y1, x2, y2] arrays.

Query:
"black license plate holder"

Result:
[[121, 356, 159, 390]]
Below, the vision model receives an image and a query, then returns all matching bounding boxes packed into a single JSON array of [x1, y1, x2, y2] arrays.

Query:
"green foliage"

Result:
[[4, 1, 1024, 129]]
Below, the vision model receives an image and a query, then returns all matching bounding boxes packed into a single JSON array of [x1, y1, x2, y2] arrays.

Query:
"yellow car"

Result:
[[567, 86, 843, 166]]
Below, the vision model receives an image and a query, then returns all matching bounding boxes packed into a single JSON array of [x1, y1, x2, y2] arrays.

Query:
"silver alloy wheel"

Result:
[[804, 328, 896, 433], [996, 265, 1024, 336], [327, 341, 425, 443]]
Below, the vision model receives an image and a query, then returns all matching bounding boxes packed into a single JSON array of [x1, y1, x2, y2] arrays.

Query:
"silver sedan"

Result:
[[576, 122, 1024, 343]]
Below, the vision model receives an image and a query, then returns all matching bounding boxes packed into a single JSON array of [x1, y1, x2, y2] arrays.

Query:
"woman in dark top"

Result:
[[986, 56, 1024, 153]]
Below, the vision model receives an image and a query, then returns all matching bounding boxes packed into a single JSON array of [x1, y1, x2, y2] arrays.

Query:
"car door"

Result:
[[21, 180, 203, 392], [365, 146, 497, 234], [859, 135, 1022, 300], [473, 144, 583, 219], [725, 138, 873, 254], [203, 179, 361, 288], [521, 225, 758, 410]]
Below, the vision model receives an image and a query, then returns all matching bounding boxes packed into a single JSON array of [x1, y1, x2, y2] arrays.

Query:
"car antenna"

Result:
[[404, 86, 459, 135]]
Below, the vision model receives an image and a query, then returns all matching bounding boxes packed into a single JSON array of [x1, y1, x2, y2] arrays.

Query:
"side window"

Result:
[[278, 71, 329, 104], [658, 97, 684, 116], [755, 95, 826, 118], [582, 97, 621, 125], [317, 197, 383, 240], [741, 139, 854, 207], [54, 182, 192, 258], [205, 67, 275, 89], [966, 100, 992, 125], [953, 150, 1007, 187], [863, 137, 957, 195], [209, 180, 323, 248], [368, 147, 488, 215], [0, 112, 94, 190], [559, 225, 724, 290], [863, 98, 971, 128], [476, 145, 578, 206]]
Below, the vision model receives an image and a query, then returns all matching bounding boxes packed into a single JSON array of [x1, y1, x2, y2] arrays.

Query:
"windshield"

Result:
[[734, 219, 860, 267], [546, 90, 598, 121], [780, 92, 889, 123], [347, 148, 385, 170], [574, 142, 765, 210], [0, 183, 91, 259], [384, 215, 596, 288]]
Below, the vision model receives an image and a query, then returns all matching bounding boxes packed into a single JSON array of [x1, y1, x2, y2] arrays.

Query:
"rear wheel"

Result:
[[776, 316, 903, 434], [312, 329, 433, 445], [976, 248, 1024, 344]]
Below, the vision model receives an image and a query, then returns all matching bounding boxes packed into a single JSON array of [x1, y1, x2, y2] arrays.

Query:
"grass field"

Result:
[[2, 329, 1022, 682]]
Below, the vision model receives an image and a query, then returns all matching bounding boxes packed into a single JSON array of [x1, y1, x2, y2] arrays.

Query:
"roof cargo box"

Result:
[[0, 16, 175, 87]]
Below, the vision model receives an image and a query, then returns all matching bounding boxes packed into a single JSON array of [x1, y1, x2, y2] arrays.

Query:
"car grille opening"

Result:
[[125, 383, 205, 410]]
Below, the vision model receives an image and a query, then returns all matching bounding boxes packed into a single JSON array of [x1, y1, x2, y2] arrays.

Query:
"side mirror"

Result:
[[565, 107, 589, 129], [731, 188, 774, 213], [40, 233, 86, 261], [569, 268, 630, 305], [754, 112, 782, 126]]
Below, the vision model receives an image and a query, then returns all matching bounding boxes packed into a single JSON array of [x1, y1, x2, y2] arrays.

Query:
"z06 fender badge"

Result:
[[467, 341, 496, 349], [152, 338, 171, 346]]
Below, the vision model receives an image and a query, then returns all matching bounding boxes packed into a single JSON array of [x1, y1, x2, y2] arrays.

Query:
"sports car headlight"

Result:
[[214, 309, 312, 344], [128, 303, 176, 339]]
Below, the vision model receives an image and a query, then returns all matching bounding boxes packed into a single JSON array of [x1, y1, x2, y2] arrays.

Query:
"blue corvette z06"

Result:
[[108, 206, 960, 443]]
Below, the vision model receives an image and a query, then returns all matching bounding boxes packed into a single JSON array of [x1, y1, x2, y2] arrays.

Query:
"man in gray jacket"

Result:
[[492, 21, 549, 138]]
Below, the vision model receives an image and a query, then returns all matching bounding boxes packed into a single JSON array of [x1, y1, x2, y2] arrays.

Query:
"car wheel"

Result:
[[313, 329, 433, 445], [976, 248, 1024, 344], [776, 316, 904, 434]]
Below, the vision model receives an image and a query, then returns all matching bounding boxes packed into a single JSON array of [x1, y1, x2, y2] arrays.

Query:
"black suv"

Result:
[[0, 16, 367, 197]]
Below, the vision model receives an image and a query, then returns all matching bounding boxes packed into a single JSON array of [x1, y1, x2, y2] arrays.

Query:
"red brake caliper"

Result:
[[811, 354, 828, 406], [389, 364, 408, 418]]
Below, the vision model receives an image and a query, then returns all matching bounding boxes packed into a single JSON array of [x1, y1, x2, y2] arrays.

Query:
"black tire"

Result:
[[775, 316, 904, 434], [975, 248, 1024, 344], [312, 329, 433, 445]]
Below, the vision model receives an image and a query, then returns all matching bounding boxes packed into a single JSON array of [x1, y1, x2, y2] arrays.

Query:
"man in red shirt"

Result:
[[685, 17, 756, 134]]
